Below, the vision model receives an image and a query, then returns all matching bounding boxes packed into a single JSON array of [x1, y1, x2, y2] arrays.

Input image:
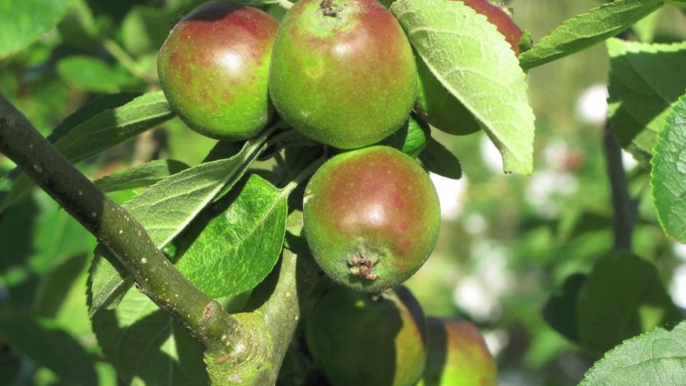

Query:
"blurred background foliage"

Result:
[[0, 0, 685, 385]]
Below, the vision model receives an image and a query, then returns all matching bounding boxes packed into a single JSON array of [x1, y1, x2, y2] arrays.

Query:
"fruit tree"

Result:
[[0, 0, 685, 385]]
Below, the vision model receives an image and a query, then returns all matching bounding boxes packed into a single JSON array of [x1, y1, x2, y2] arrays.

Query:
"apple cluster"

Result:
[[157, 0, 518, 384], [157, 0, 446, 294]]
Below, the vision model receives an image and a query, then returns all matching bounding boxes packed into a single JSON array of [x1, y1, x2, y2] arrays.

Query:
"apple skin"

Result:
[[460, 0, 522, 55], [306, 285, 427, 386], [303, 146, 440, 293], [157, 1, 279, 140], [415, 317, 497, 386], [269, 0, 417, 149], [414, 0, 523, 136]]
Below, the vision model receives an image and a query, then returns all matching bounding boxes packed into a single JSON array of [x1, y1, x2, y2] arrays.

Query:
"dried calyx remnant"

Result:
[[348, 254, 380, 281], [320, 0, 342, 17]]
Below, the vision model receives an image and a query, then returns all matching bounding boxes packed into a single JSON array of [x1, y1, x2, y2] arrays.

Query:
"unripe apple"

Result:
[[269, 0, 417, 149], [415, 317, 497, 386], [415, 0, 523, 136], [303, 146, 440, 293], [306, 285, 427, 386], [158, 1, 279, 140]]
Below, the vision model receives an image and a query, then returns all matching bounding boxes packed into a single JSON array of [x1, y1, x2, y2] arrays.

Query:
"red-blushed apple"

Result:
[[269, 0, 417, 149], [415, 317, 497, 386], [303, 146, 440, 293], [158, 1, 279, 140]]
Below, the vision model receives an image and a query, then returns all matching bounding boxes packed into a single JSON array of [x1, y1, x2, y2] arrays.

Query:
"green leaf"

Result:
[[33, 254, 90, 320], [175, 174, 287, 298], [0, 0, 72, 58], [57, 56, 135, 93], [52, 91, 173, 163], [121, 5, 179, 57], [651, 94, 686, 242], [579, 321, 686, 386], [56, 0, 105, 48], [94, 159, 190, 192], [0, 92, 174, 212], [0, 191, 96, 286], [36, 254, 96, 340], [391, 0, 535, 174], [519, 0, 662, 69], [632, 7, 661, 43], [92, 288, 208, 386], [402, 118, 430, 158], [0, 311, 98, 385], [379, 115, 429, 158], [49, 93, 143, 143], [607, 39, 686, 165], [542, 273, 586, 344], [88, 132, 270, 316], [419, 137, 462, 180], [576, 251, 682, 355]]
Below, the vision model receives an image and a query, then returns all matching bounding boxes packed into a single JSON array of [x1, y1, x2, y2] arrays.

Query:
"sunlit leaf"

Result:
[[651, 94, 686, 242], [391, 0, 534, 174]]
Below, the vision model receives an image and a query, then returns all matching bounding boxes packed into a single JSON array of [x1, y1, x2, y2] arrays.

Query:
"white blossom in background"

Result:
[[525, 170, 578, 218], [674, 242, 686, 261], [670, 264, 686, 309], [454, 278, 498, 322], [453, 240, 512, 322], [463, 213, 488, 236], [499, 371, 541, 386], [576, 84, 609, 125], [621, 149, 639, 171], [543, 138, 570, 170], [429, 172, 468, 220], [480, 134, 504, 173], [482, 329, 509, 358]]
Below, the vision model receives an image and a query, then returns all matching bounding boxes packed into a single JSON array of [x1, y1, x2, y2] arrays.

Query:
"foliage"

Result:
[[0, 0, 685, 385]]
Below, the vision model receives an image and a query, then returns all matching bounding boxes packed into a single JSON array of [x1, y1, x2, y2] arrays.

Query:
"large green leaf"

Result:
[[94, 159, 190, 192], [519, 0, 662, 69], [175, 174, 288, 298], [92, 287, 208, 386], [651, 94, 686, 242], [391, 0, 534, 174], [0, 311, 98, 385], [607, 39, 686, 165], [0, 92, 175, 212], [0, 0, 71, 58], [88, 133, 270, 316], [579, 321, 686, 386], [576, 251, 682, 355]]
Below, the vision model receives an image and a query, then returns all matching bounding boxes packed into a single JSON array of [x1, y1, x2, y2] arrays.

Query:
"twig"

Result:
[[603, 121, 636, 250], [0, 95, 248, 356]]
